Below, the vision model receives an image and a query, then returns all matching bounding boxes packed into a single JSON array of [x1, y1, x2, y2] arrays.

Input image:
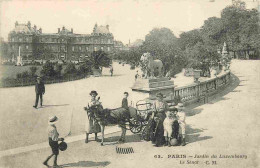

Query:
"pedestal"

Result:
[[131, 77, 175, 104]]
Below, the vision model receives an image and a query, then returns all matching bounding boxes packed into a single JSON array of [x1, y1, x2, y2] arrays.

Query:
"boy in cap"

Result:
[[176, 103, 186, 146]]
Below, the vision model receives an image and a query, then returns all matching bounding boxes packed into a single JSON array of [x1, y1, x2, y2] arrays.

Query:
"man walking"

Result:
[[33, 76, 45, 109], [110, 66, 113, 76]]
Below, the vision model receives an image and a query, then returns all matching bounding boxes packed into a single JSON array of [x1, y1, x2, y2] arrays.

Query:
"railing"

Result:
[[0, 74, 88, 88], [173, 70, 231, 104]]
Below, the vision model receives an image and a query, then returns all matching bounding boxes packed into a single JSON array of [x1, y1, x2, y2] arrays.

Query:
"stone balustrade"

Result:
[[172, 70, 231, 105]]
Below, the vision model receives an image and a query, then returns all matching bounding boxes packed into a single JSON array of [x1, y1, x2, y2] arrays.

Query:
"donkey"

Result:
[[85, 105, 137, 146]]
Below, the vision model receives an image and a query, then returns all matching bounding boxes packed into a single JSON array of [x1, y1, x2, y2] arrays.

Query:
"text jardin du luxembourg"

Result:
[[154, 154, 247, 159]]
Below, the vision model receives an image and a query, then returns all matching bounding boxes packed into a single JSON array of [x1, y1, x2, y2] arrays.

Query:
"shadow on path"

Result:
[[99, 74, 123, 77], [185, 125, 212, 144], [100, 134, 142, 146], [60, 161, 110, 167], [182, 73, 240, 144], [39, 104, 69, 108]]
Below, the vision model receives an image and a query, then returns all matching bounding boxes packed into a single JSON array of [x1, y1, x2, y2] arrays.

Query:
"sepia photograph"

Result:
[[0, 0, 259, 167]]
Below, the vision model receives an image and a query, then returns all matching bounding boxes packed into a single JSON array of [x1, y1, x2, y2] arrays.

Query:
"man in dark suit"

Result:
[[122, 92, 129, 110], [33, 76, 45, 109]]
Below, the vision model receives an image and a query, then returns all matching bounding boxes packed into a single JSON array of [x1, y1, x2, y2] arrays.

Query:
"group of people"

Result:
[[150, 92, 186, 147], [40, 87, 186, 167]]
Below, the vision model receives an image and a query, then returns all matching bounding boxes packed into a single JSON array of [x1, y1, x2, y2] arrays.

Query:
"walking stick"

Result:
[[65, 107, 74, 137]]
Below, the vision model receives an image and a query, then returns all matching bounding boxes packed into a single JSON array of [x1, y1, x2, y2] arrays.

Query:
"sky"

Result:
[[0, 0, 236, 44]]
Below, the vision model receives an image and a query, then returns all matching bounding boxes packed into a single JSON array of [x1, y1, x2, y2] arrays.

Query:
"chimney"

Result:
[[106, 25, 109, 31], [62, 26, 65, 30], [34, 25, 37, 30], [39, 28, 42, 33], [15, 21, 18, 27], [58, 28, 60, 33], [71, 28, 73, 33]]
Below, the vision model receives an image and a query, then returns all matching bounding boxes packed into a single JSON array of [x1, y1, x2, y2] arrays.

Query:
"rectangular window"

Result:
[[94, 47, 97, 51], [86, 46, 88, 51], [107, 47, 110, 51], [26, 45, 29, 50], [101, 47, 104, 51], [72, 46, 74, 51], [19, 38, 22, 42], [79, 46, 81, 51]]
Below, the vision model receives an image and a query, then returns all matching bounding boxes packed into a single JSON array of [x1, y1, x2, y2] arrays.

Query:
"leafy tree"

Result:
[[41, 61, 56, 77], [89, 50, 111, 69], [64, 62, 77, 75], [77, 60, 92, 75], [29, 66, 38, 77], [54, 64, 63, 78], [178, 29, 203, 50], [21, 71, 30, 79]]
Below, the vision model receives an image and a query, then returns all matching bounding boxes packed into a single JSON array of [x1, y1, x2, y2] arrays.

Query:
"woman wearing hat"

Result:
[[176, 103, 186, 146], [43, 116, 64, 167], [151, 92, 169, 147], [85, 90, 101, 143]]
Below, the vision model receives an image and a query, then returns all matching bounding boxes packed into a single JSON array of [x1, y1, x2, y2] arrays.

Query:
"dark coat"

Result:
[[35, 82, 45, 94], [122, 98, 128, 109]]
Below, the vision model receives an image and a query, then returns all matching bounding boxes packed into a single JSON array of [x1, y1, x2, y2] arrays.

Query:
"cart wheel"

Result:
[[141, 126, 150, 141], [130, 119, 142, 134]]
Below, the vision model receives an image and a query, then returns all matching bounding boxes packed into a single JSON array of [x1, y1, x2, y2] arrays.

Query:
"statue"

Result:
[[140, 52, 163, 78]]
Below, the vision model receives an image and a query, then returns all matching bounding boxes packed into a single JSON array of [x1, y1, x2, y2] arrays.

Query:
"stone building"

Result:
[[8, 21, 114, 61]]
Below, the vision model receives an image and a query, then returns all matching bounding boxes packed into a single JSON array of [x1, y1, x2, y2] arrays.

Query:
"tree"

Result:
[[41, 61, 56, 77], [29, 66, 38, 77], [143, 27, 178, 58], [54, 64, 63, 78], [221, 6, 260, 58], [77, 60, 92, 75], [89, 50, 111, 69], [178, 29, 203, 50], [64, 62, 77, 75]]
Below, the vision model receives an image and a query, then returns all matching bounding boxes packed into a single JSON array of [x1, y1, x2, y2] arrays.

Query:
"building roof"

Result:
[[93, 24, 110, 34], [10, 22, 40, 35], [59, 26, 73, 35], [12, 24, 39, 34]]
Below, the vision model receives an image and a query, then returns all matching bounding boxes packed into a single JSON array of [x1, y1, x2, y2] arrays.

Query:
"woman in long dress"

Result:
[[151, 92, 169, 147], [85, 90, 101, 143]]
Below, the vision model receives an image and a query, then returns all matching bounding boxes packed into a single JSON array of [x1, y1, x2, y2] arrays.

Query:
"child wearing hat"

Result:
[[43, 116, 64, 167], [176, 103, 186, 146]]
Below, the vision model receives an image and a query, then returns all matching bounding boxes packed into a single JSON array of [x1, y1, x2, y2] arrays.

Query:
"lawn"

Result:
[[0, 65, 42, 79], [0, 64, 81, 79]]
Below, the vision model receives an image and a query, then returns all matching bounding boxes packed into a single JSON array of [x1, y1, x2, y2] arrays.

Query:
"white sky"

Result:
[[0, 0, 234, 44]]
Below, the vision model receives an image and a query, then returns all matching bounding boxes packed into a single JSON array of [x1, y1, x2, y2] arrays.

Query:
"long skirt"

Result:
[[85, 115, 101, 134], [152, 112, 166, 146]]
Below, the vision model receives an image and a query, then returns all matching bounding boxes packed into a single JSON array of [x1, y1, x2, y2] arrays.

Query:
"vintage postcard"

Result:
[[0, 0, 259, 168]]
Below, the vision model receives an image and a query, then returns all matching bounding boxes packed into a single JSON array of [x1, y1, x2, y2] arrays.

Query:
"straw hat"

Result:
[[48, 115, 58, 125], [89, 90, 98, 96]]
